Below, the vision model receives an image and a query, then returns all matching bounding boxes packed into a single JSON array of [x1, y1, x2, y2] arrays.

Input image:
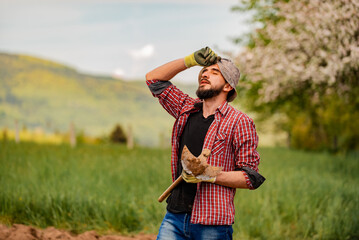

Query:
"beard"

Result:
[[196, 83, 225, 100]]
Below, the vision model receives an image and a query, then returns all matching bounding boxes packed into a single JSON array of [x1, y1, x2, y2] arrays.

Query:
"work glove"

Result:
[[181, 170, 216, 184], [184, 47, 221, 68]]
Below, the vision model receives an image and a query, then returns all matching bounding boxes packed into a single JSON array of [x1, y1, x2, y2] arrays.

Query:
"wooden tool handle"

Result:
[[158, 176, 183, 202]]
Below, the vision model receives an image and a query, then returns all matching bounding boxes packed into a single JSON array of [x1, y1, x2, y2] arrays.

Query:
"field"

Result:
[[1, 141, 358, 240]]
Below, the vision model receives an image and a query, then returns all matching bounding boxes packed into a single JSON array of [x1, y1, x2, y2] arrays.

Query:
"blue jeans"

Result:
[[156, 211, 233, 240]]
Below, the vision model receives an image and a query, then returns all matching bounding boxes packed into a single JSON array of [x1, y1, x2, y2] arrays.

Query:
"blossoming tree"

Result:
[[234, 0, 359, 151]]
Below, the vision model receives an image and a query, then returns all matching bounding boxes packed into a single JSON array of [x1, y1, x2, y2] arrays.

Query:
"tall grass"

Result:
[[0, 141, 170, 234], [1, 141, 358, 239], [234, 148, 359, 240]]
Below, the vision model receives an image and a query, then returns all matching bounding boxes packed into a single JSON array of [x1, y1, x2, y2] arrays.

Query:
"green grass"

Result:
[[1, 141, 358, 239], [234, 148, 359, 240], [0, 141, 170, 234]]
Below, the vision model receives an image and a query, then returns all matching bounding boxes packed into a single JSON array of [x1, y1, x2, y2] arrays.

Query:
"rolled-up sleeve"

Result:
[[146, 80, 172, 96], [146, 79, 195, 119]]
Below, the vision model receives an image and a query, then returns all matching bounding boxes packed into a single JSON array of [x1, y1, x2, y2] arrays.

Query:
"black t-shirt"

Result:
[[166, 109, 215, 213]]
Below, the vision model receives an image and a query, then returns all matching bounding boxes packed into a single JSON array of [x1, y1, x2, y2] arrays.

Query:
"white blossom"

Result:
[[237, 0, 359, 104]]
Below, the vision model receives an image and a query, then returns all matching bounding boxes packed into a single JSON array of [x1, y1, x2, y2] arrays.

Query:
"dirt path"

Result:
[[0, 224, 157, 240]]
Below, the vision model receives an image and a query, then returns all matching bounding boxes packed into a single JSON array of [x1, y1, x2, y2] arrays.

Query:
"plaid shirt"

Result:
[[147, 79, 261, 225]]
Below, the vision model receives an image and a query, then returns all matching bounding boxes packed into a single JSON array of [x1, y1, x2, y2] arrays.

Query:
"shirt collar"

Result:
[[193, 100, 229, 116], [216, 101, 229, 117]]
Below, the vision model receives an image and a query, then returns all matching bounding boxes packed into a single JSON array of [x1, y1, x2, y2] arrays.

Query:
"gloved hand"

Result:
[[184, 47, 221, 68], [181, 170, 216, 184]]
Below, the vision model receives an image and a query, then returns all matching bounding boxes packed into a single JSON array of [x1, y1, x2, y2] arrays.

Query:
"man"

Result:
[[146, 47, 265, 240]]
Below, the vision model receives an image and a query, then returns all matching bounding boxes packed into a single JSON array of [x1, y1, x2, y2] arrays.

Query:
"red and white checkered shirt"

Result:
[[147, 79, 261, 225]]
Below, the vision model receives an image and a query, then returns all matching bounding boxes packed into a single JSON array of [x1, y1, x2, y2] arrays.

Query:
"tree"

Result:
[[233, 0, 359, 151], [109, 124, 127, 144]]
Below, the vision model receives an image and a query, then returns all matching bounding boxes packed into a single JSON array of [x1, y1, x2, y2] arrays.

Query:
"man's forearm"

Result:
[[145, 58, 187, 81], [214, 171, 249, 189]]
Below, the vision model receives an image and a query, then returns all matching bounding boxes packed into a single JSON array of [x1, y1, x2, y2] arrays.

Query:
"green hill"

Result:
[[0, 53, 197, 146]]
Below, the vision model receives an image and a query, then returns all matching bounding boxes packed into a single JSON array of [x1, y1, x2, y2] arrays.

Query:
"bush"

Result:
[[109, 124, 127, 144]]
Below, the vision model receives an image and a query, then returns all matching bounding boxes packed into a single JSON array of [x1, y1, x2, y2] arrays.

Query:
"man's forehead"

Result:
[[203, 64, 221, 72]]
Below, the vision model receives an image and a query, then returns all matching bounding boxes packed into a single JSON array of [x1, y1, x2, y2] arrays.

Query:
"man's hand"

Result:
[[181, 170, 216, 184], [184, 47, 220, 68]]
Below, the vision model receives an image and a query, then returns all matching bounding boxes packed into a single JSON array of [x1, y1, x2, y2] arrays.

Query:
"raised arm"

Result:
[[145, 58, 187, 82], [145, 47, 220, 82]]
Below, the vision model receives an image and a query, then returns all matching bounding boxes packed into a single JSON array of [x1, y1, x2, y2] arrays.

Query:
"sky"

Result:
[[0, 0, 253, 83]]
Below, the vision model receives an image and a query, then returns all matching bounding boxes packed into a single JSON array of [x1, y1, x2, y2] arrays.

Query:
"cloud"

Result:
[[112, 68, 125, 79], [129, 44, 154, 60]]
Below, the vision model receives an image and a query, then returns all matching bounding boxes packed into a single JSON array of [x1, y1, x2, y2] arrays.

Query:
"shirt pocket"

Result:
[[211, 132, 227, 156]]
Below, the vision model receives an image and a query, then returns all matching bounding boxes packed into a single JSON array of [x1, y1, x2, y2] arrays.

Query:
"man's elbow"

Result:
[[238, 167, 266, 190], [145, 72, 153, 81]]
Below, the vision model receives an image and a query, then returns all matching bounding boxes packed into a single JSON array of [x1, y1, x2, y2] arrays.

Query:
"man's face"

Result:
[[196, 64, 227, 100]]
